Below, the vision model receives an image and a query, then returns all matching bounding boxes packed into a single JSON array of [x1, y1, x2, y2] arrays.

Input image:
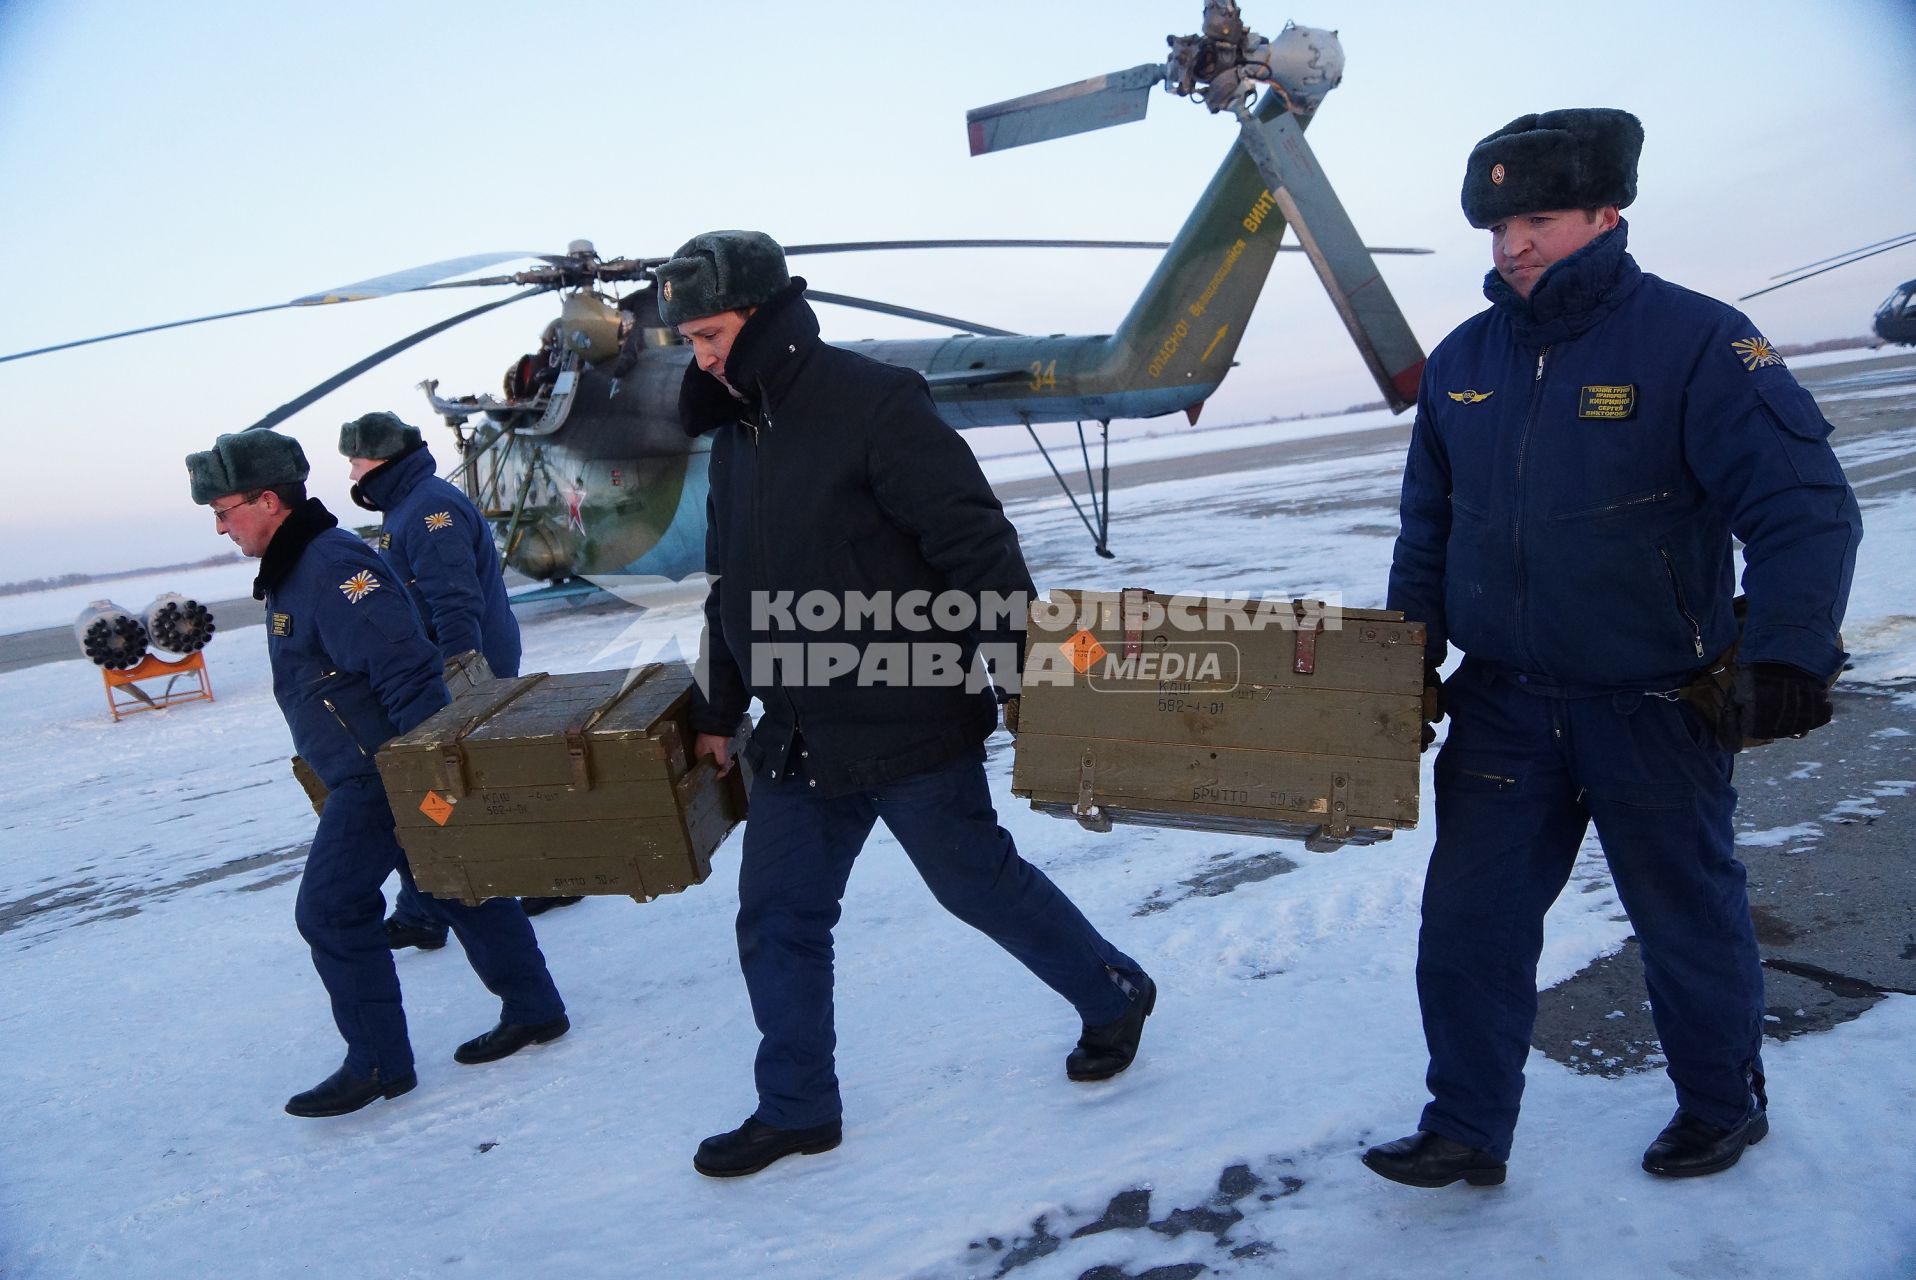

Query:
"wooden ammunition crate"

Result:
[[376, 663, 749, 904], [1012, 588, 1424, 849]]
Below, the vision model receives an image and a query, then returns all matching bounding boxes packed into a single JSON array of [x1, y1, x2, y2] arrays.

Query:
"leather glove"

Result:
[[1744, 662, 1833, 740], [1419, 664, 1446, 752], [1001, 694, 1021, 736]]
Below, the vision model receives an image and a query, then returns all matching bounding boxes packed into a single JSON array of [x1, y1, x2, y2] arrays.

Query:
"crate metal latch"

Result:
[[1074, 751, 1113, 833]]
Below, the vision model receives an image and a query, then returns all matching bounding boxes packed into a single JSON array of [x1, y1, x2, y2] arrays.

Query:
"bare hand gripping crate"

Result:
[[376, 663, 749, 904], [1011, 588, 1424, 850]]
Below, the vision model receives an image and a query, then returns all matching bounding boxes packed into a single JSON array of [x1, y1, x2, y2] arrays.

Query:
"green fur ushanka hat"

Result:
[[185, 429, 310, 505], [654, 230, 790, 328], [338, 411, 423, 461], [1461, 108, 1643, 228]]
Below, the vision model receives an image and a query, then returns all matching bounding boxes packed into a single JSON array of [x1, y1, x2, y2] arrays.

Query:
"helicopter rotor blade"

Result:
[[785, 238, 1170, 255], [806, 290, 1017, 337], [1767, 233, 1916, 281], [1740, 233, 1916, 302], [783, 239, 1430, 258], [244, 287, 551, 433], [966, 63, 1167, 156], [1, 251, 547, 365], [288, 252, 547, 304], [0, 303, 327, 364]]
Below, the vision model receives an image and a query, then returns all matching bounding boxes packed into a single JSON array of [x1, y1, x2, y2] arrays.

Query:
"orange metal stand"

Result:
[[103, 650, 216, 721]]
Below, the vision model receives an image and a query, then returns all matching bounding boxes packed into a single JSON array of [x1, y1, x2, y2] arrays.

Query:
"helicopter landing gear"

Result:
[[1019, 414, 1116, 560]]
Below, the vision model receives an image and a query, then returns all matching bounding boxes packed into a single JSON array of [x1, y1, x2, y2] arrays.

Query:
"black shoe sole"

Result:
[[1642, 1111, 1769, 1178], [1361, 1151, 1507, 1188], [285, 1072, 417, 1118], [453, 1017, 570, 1065], [693, 1133, 842, 1178]]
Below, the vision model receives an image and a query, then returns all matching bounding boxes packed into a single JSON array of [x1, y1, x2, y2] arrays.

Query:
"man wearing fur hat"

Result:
[[1365, 111, 1860, 1186], [339, 411, 580, 947], [188, 429, 570, 1118], [660, 230, 1154, 1178]]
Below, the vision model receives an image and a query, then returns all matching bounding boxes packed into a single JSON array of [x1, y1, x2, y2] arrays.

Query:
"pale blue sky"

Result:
[[2, 0, 1912, 578]]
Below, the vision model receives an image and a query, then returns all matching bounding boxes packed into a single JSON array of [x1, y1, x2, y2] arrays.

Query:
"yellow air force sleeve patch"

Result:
[[1731, 336, 1786, 371], [424, 511, 454, 532], [339, 570, 381, 603]]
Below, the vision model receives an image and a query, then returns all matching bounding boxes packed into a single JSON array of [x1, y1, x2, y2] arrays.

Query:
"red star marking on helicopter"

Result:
[[563, 484, 588, 533]]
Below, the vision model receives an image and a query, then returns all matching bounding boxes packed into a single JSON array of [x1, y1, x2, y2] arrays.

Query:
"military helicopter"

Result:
[[1741, 231, 1916, 347], [3, 4, 1428, 585]]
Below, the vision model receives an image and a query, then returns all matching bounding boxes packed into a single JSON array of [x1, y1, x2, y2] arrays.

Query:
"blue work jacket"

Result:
[[1388, 221, 1861, 689], [258, 499, 450, 788], [354, 443, 522, 677]]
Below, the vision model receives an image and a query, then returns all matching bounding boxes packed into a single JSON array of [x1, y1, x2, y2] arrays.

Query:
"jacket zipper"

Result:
[[1511, 344, 1550, 668], [1658, 548, 1706, 659], [1556, 489, 1674, 521], [321, 697, 372, 758], [746, 397, 804, 754], [308, 669, 372, 758]]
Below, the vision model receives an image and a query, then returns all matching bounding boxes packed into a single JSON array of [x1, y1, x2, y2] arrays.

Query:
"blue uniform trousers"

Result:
[[1417, 661, 1765, 1160], [737, 755, 1141, 1128], [389, 880, 443, 933], [296, 777, 566, 1076]]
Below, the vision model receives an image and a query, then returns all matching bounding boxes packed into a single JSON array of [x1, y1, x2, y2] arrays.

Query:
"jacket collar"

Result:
[[1484, 217, 1641, 346], [253, 497, 339, 600], [677, 280, 819, 436], [349, 439, 435, 512]]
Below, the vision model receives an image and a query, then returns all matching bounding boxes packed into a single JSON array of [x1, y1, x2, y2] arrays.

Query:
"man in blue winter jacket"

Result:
[[1363, 110, 1861, 1187], [188, 428, 571, 1118], [339, 411, 580, 948]]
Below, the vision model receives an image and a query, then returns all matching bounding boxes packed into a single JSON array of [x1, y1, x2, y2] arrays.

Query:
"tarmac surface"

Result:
[[5, 350, 1913, 1076]]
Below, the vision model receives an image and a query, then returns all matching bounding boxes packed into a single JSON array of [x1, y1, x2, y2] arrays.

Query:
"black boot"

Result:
[[285, 1064, 416, 1118], [384, 917, 448, 951], [1066, 972, 1156, 1082], [454, 1014, 570, 1065], [1362, 1131, 1507, 1188], [520, 896, 584, 917], [693, 1117, 843, 1178], [1642, 1106, 1769, 1178]]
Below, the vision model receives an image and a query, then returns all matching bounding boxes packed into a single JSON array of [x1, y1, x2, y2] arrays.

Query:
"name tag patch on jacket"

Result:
[[377, 532, 391, 550], [424, 511, 453, 532], [1579, 385, 1637, 419], [270, 612, 294, 637]]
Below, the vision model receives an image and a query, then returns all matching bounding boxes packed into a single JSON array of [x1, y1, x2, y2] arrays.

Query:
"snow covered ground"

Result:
[[2, 398, 1913, 1279]]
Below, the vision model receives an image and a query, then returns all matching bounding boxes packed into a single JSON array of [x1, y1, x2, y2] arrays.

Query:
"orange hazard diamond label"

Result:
[[1061, 629, 1107, 675], [420, 790, 456, 826]]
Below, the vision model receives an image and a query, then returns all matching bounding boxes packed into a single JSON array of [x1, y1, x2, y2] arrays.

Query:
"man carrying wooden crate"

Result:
[[187, 428, 571, 1118], [662, 230, 1154, 1178], [1367, 109, 1861, 1187], [338, 410, 582, 950]]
